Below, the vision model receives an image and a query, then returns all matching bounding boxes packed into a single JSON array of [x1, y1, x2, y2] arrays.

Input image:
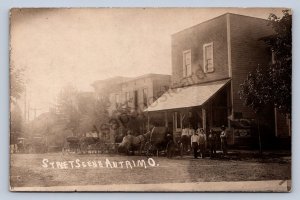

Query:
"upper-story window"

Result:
[[183, 50, 192, 77], [143, 88, 148, 107], [134, 90, 138, 109], [203, 42, 214, 73], [125, 92, 130, 103]]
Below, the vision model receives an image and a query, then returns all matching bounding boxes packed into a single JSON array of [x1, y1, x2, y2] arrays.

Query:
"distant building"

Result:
[[146, 13, 290, 148], [92, 77, 131, 99], [92, 73, 171, 136], [92, 74, 171, 115]]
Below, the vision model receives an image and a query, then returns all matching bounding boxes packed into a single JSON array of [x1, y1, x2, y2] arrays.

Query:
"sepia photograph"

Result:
[[9, 8, 292, 192]]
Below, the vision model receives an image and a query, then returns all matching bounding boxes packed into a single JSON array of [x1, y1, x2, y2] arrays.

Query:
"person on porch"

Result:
[[208, 129, 217, 158], [220, 125, 228, 156], [191, 131, 199, 159], [181, 126, 190, 152], [197, 128, 206, 158]]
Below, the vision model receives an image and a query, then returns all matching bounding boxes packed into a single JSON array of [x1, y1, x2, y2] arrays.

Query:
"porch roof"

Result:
[[145, 79, 230, 112]]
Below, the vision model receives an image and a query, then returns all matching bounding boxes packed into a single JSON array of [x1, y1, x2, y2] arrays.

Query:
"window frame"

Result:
[[182, 49, 192, 77], [134, 90, 138, 109], [203, 42, 214, 73], [142, 87, 148, 107], [125, 92, 130, 103], [115, 93, 120, 107]]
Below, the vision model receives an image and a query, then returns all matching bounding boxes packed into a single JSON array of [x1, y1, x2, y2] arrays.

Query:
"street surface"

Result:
[[10, 152, 291, 190]]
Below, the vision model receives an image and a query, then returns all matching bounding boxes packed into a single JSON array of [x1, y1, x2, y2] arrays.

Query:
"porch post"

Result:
[[209, 103, 213, 128], [180, 112, 185, 129], [147, 112, 150, 132], [173, 112, 176, 130], [274, 107, 278, 137], [180, 113, 183, 129], [202, 108, 206, 132], [165, 111, 168, 127], [227, 82, 233, 128]]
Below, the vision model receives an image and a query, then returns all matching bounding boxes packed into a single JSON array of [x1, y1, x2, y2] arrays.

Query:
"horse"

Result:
[[118, 126, 171, 156], [118, 127, 155, 155]]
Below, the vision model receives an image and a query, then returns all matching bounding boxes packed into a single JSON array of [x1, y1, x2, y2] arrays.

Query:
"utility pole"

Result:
[[24, 86, 27, 122], [30, 107, 43, 120]]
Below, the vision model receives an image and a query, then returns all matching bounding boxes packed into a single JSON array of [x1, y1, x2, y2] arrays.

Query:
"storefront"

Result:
[[145, 79, 231, 139]]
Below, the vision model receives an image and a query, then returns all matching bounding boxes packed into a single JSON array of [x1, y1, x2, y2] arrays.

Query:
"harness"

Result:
[[138, 127, 155, 144], [137, 134, 146, 144]]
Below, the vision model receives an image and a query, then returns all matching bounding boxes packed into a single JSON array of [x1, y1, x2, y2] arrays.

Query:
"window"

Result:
[[203, 42, 214, 73], [115, 94, 120, 107], [271, 50, 276, 64], [134, 90, 138, 109], [143, 88, 148, 107], [125, 92, 130, 104], [183, 50, 192, 77]]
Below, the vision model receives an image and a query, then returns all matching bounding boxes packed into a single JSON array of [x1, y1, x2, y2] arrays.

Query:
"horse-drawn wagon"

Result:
[[63, 134, 119, 154], [14, 136, 48, 154], [63, 136, 81, 153], [118, 126, 181, 157]]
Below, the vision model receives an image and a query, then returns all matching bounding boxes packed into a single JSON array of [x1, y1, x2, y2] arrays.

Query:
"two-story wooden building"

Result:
[[92, 73, 171, 138], [145, 13, 289, 147], [109, 73, 171, 115]]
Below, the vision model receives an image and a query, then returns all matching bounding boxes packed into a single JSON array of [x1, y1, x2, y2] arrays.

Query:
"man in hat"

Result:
[[197, 128, 206, 158], [220, 125, 228, 156], [208, 129, 217, 158], [190, 131, 199, 159], [181, 125, 190, 152]]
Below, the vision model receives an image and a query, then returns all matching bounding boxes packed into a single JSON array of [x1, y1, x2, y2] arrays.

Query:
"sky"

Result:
[[10, 8, 284, 117]]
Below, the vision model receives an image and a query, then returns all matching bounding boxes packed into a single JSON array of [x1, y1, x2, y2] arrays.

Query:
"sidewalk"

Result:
[[227, 149, 291, 159], [11, 180, 291, 192]]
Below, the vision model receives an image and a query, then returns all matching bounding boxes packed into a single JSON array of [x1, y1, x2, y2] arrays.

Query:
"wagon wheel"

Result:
[[109, 143, 117, 154], [100, 143, 106, 154], [80, 142, 88, 154], [28, 145, 34, 154], [76, 143, 81, 153], [62, 146, 67, 154], [144, 141, 154, 157], [95, 142, 102, 154]]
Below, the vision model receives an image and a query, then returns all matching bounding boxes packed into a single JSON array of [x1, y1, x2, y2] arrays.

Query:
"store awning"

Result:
[[145, 79, 230, 112]]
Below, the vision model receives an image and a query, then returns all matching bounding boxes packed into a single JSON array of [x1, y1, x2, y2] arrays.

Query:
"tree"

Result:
[[10, 65, 25, 104], [78, 95, 110, 138], [239, 10, 292, 153], [10, 64, 25, 144], [10, 103, 24, 144], [57, 86, 110, 138], [239, 10, 291, 115], [264, 10, 291, 114], [56, 86, 81, 136]]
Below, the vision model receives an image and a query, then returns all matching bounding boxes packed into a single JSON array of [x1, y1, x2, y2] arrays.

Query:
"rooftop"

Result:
[[91, 73, 171, 88], [172, 12, 269, 36]]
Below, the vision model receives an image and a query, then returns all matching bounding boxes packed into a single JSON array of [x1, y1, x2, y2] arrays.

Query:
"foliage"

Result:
[[56, 86, 110, 137], [239, 10, 292, 115], [10, 103, 24, 143], [111, 104, 147, 135], [56, 86, 81, 136], [78, 95, 110, 137], [10, 65, 25, 103], [10, 64, 25, 144]]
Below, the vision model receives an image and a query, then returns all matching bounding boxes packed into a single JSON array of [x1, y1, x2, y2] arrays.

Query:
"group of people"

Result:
[[182, 125, 228, 159]]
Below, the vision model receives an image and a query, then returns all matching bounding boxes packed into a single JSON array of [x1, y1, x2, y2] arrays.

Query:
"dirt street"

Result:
[[10, 153, 291, 188]]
